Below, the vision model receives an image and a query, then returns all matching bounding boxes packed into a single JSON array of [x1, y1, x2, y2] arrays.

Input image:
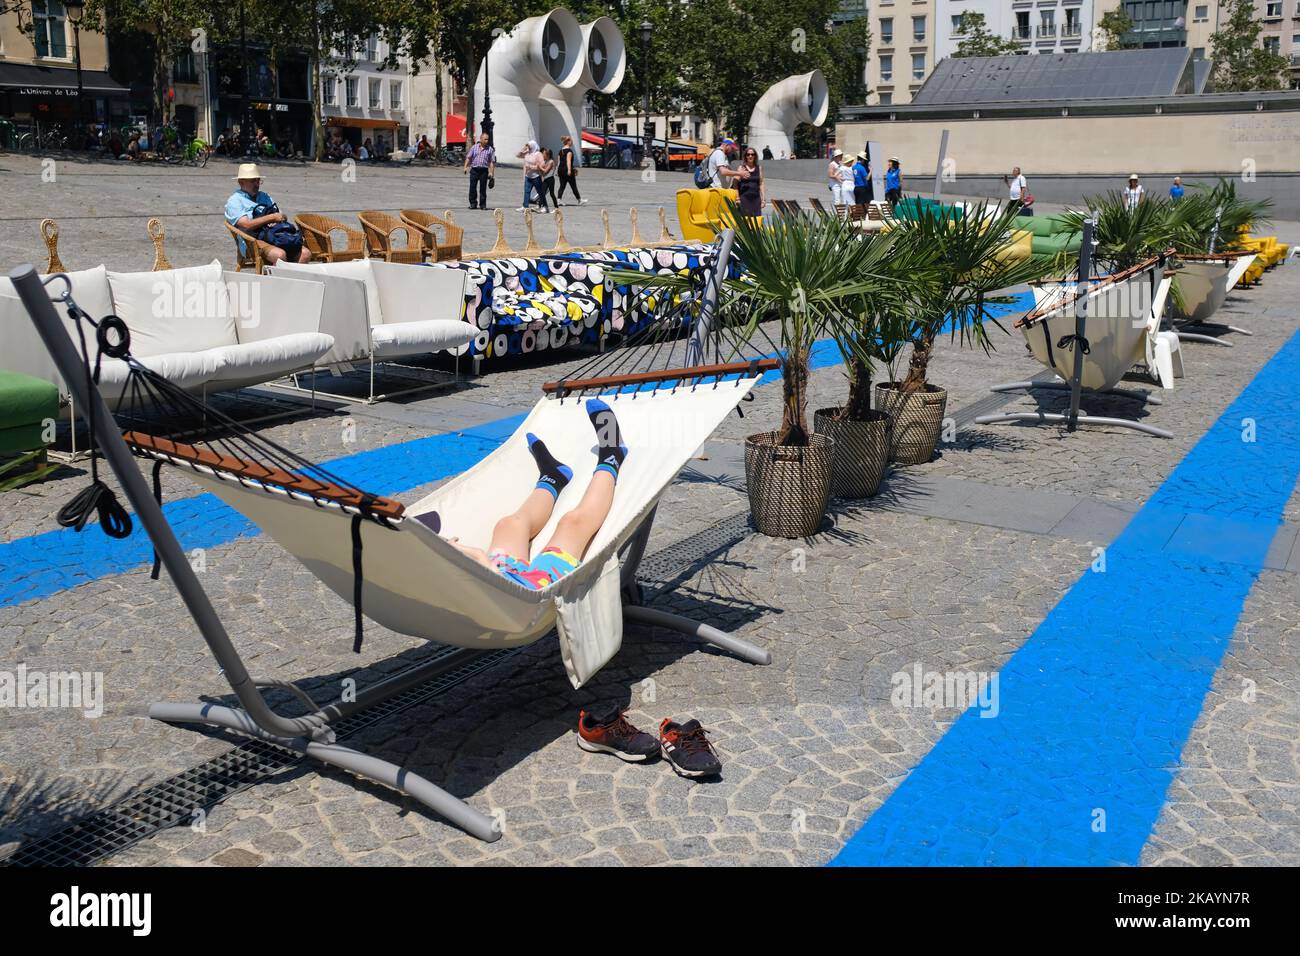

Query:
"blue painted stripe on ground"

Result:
[[830, 324, 1300, 867], [0, 292, 1032, 609]]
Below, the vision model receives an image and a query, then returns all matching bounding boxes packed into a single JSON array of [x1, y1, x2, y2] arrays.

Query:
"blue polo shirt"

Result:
[[853, 161, 869, 188], [886, 167, 901, 192], [225, 189, 275, 253], [1169, 184, 1185, 201]]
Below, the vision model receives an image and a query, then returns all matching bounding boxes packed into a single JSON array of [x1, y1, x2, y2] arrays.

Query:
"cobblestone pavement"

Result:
[[0, 159, 1297, 865]]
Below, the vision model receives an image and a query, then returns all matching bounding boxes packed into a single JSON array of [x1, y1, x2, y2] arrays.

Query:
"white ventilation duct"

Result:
[[473, 8, 585, 164], [746, 70, 829, 158], [539, 17, 626, 152]]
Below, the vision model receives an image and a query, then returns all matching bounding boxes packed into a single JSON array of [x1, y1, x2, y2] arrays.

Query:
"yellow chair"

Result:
[[676, 188, 739, 242], [995, 228, 1033, 264]]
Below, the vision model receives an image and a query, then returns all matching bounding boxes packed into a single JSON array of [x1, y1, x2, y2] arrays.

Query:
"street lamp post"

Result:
[[481, 41, 494, 147], [639, 20, 653, 168], [64, 0, 86, 145], [239, 0, 255, 157]]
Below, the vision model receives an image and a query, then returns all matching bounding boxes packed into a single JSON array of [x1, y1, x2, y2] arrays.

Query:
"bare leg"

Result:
[[488, 488, 557, 561], [545, 470, 615, 559]]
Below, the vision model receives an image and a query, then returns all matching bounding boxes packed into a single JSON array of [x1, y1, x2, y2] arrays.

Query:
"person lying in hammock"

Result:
[[447, 398, 627, 589]]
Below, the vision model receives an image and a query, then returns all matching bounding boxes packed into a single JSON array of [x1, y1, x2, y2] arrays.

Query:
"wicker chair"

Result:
[[225, 221, 273, 273], [357, 210, 425, 263], [399, 209, 464, 262], [296, 213, 366, 263]]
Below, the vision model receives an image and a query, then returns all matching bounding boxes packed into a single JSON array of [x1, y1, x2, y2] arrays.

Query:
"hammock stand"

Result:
[[9, 231, 774, 843], [975, 224, 1174, 440]]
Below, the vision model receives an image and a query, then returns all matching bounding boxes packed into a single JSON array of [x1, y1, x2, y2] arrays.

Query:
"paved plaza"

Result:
[[0, 154, 1298, 867]]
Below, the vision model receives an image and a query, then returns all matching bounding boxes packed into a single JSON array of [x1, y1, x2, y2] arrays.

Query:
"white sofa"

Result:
[[268, 259, 474, 400], [1, 260, 333, 410]]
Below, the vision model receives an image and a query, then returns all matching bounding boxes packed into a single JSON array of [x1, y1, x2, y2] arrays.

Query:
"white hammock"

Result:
[[1174, 253, 1256, 323], [136, 377, 759, 686], [1019, 257, 1165, 392]]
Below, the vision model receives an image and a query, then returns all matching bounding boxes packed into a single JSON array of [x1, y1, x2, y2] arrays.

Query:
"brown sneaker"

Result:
[[576, 706, 660, 762], [658, 718, 722, 778]]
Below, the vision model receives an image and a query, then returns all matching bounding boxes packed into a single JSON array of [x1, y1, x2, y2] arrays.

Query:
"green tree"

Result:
[[86, 0, 212, 123], [1094, 9, 1135, 51], [953, 12, 1021, 57], [1212, 0, 1289, 92]]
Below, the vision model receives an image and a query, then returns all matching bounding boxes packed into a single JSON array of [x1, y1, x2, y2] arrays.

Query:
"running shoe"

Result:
[[658, 718, 722, 778], [576, 706, 660, 762]]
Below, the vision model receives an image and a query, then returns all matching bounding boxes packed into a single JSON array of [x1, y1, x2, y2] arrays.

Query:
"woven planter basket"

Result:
[[743, 431, 834, 538], [813, 408, 892, 499], [874, 383, 948, 465]]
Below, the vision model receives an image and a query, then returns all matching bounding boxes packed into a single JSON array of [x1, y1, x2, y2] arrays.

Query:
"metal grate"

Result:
[[1, 646, 517, 867]]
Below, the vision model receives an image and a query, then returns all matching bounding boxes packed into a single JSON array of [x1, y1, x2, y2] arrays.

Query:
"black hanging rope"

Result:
[[350, 514, 365, 654]]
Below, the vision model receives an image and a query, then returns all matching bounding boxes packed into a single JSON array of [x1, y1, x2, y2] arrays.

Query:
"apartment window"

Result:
[[32, 1, 69, 59], [880, 17, 893, 43], [368, 78, 382, 109], [173, 50, 198, 84], [365, 34, 379, 61], [389, 81, 402, 110], [912, 16, 926, 41], [1015, 11, 1030, 39], [880, 54, 893, 81], [952, 14, 965, 34], [912, 53, 926, 79], [1192, 47, 1205, 59], [1065, 9, 1081, 35], [1193, 4, 1208, 20], [615, 122, 627, 134], [323, 75, 337, 106], [1039, 11, 1056, 37], [345, 76, 359, 107], [670, 120, 682, 138], [1266, 1, 1282, 16], [1264, 35, 1281, 54], [879, 92, 893, 105]]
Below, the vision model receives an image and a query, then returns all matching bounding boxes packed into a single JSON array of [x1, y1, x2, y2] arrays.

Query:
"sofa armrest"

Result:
[[260, 268, 372, 366], [0, 292, 66, 399], [370, 260, 468, 324], [224, 272, 325, 344]]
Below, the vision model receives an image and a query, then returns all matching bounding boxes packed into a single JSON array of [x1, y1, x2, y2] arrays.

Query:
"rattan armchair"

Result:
[[296, 213, 366, 262], [357, 210, 426, 263], [398, 209, 464, 262], [225, 221, 273, 273]]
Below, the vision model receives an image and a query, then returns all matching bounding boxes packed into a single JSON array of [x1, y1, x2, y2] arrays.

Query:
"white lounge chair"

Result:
[[1170, 252, 1257, 343]]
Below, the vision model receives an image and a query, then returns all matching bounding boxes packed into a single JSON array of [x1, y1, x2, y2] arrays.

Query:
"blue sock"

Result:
[[586, 398, 627, 479], [527, 433, 572, 498]]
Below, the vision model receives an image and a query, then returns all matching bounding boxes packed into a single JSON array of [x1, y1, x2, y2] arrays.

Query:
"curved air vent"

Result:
[[588, 31, 610, 87], [543, 19, 567, 82]]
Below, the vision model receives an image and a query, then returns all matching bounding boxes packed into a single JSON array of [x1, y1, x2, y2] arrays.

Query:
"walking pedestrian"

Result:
[[516, 140, 549, 213], [1003, 165, 1033, 215], [1169, 176, 1184, 201], [706, 137, 742, 188], [541, 147, 560, 209], [463, 132, 497, 210], [557, 134, 588, 204]]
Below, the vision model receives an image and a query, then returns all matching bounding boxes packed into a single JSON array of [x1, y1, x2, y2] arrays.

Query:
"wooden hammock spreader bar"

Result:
[[124, 430, 406, 520], [1017, 251, 1169, 328], [542, 357, 780, 395]]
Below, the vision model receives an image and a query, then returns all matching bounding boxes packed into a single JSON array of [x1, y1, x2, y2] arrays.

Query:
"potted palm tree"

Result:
[[612, 205, 905, 535], [876, 201, 1056, 464], [813, 232, 938, 497]]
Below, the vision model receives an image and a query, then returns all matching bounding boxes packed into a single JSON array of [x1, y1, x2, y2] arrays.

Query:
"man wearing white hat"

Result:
[[1123, 173, 1145, 211], [224, 163, 311, 264]]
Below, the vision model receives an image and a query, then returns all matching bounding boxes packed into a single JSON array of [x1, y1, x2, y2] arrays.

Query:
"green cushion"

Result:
[[0, 370, 58, 455], [1031, 233, 1081, 256]]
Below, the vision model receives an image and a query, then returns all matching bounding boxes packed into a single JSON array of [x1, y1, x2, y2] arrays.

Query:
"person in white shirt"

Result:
[[707, 138, 741, 188], [835, 157, 855, 206], [827, 148, 845, 201], [1004, 166, 1026, 202], [1123, 174, 1145, 211]]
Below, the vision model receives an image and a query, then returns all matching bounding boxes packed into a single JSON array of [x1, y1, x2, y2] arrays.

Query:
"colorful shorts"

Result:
[[491, 547, 581, 591]]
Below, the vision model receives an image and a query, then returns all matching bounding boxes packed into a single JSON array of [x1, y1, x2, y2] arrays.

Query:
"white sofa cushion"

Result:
[[94, 348, 225, 404], [206, 332, 335, 386], [273, 259, 383, 326], [0, 264, 116, 325], [107, 260, 236, 358], [369, 320, 475, 359]]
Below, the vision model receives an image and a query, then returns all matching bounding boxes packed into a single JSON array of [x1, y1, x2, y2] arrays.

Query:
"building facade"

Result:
[[936, 1, 1098, 61], [1255, 0, 1300, 87], [0, 2, 127, 130], [866, 0, 938, 105], [320, 34, 411, 151]]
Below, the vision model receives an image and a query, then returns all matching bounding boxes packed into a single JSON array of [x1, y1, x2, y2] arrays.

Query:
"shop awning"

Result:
[[0, 62, 127, 95], [324, 116, 399, 130], [445, 112, 467, 144]]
